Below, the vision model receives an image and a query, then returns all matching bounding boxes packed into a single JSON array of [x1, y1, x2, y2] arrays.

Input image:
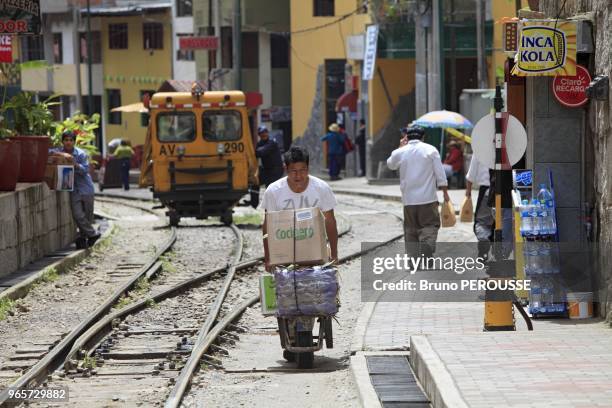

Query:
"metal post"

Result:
[[86, 0, 93, 116], [483, 85, 515, 332], [450, 0, 457, 111], [214, 0, 221, 69], [476, 0, 488, 89], [72, 6, 82, 113], [232, 0, 242, 90]]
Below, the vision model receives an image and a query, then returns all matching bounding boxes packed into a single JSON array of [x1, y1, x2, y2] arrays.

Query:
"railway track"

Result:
[[2, 194, 404, 407]]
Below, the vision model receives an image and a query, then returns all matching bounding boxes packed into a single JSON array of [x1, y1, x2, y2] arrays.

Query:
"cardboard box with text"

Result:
[[266, 207, 329, 267]]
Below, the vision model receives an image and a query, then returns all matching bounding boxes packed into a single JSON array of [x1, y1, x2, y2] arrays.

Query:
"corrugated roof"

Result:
[[83, 1, 171, 16]]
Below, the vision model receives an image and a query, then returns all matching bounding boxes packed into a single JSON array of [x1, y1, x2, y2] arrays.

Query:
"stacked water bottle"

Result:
[[520, 184, 564, 315]]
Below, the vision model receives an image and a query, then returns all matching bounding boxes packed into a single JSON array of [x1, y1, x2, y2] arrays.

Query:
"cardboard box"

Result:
[[48, 152, 74, 166], [259, 274, 277, 316], [45, 154, 75, 190], [266, 207, 329, 267]]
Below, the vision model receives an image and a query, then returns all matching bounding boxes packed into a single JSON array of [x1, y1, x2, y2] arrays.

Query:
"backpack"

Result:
[[343, 135, 354, 153]]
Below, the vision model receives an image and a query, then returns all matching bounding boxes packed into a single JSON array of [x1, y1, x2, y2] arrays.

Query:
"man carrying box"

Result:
[[260, 146, 338, 270]]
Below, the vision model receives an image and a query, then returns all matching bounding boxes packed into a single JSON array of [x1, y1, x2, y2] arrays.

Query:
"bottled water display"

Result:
[[536, 184, 557, 235]]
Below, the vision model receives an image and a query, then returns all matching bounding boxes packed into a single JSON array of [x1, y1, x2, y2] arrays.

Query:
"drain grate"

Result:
[[365, 355, 430, 408]]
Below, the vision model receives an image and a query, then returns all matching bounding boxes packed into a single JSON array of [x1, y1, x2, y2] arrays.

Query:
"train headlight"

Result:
[[217, 143, 225, 155]]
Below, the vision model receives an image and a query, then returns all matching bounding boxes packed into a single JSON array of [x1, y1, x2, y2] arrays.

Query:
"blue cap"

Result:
[[257, 125, 268, 134]]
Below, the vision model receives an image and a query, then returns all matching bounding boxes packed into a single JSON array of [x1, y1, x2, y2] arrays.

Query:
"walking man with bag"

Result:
[[386, 125, 450, 258]]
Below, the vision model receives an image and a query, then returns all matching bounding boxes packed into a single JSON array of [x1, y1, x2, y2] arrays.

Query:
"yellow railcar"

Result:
[[141, 86, 259, 226]]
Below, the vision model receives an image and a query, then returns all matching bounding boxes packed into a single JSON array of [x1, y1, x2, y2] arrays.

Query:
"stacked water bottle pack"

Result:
[[520, 184, 566, 316]]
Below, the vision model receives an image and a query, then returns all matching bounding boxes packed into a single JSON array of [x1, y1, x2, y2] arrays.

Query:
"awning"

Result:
[[111, 102, 148, 113], [335, 90, 358, 113]]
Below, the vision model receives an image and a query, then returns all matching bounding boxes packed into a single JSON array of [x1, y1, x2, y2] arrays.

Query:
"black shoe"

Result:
[[75, 237, 87, 249], [88, 234, 101, 247]]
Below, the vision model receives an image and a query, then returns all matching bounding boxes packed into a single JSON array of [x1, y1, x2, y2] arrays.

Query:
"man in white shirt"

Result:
[[260, 146, 339, 271], [465, 156, 494, 259], [387, 125, 450, 257]]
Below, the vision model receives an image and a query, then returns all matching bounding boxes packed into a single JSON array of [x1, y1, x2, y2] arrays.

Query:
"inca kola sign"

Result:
[[512, 20, 576, 76]]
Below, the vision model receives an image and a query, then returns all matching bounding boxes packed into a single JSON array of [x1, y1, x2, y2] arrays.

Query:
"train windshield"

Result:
[[157, 112, 196, 142], [203, 110, 242, 141]]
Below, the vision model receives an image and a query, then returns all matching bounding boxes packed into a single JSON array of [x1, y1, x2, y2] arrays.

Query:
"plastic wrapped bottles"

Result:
[[536, 184, 557, 235]]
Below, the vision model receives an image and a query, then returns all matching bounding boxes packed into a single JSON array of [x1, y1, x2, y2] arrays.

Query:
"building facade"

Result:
[[193, 0, 291, 149]]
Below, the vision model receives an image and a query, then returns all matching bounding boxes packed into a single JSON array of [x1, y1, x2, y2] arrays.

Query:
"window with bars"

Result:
[[109, 23, 128, 49], [21, 35, 44, 61], [53, 33, 62, 64], [143, 22, 164, 50], [176, 0, 192, 17], [80, 31, 102, 63], [107, 89, 122, 125], [314, 0, 334, 16]]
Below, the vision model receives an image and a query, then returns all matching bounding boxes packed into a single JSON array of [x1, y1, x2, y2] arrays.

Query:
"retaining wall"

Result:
[[0, 183, 75, 278]]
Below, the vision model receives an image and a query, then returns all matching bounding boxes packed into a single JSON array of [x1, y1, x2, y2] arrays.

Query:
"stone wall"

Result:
[[294, 65, 326, 175], [0, 183, 75, 278], [540, 0, 612, 319]]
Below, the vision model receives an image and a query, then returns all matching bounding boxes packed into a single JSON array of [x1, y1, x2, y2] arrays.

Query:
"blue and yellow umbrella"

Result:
[[414, 110, 474, 129]]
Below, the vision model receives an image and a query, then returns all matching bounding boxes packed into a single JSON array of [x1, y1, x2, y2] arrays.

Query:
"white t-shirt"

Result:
[[260, 176, 337, 212], [465, 157, 490, 187]]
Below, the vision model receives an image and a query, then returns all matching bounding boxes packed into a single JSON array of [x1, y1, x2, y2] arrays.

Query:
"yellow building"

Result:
[[290, 0, 526, 177], [94, 4, 173, 147]]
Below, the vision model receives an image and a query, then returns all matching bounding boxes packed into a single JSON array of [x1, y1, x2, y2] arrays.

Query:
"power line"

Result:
[[289, 7, 361, 36]]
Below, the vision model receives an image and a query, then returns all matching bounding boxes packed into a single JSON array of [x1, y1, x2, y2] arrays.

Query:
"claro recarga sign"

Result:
[[512, 20, 576, 77], [0, 0, 41, 35]]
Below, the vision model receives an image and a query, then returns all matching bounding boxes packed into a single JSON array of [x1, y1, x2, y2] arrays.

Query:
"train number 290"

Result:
[[224, 142, 244, 153]]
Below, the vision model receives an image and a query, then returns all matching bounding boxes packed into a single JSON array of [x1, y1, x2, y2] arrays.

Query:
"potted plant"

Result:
[[0, 125, 21, 191], [1, 92, 59, 182], [51, 112, 101, 159]]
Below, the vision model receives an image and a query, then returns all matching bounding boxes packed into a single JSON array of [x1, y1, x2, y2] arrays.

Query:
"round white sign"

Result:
[[471, 113, 527, 169]]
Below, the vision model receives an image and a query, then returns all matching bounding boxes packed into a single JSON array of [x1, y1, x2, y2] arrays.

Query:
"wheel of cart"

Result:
[[277, 315, 333, 369]]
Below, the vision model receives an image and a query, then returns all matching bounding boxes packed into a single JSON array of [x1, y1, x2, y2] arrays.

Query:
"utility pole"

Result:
[[232, 0, 242, 89], [414, 3, 428, 117], [213, 0, 221, 70], [86, 0, 93, 116], [476, 0, 488, 89], [72, 5, 82, 113], [450, 0, 457, 111], [427, 0, 442, 111]]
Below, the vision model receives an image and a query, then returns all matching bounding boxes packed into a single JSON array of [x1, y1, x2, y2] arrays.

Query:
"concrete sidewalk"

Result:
[[326, 176, 474, 211]]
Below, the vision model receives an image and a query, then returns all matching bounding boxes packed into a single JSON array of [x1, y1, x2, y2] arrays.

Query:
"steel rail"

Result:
[[0, 227, 177, 407], [164, 224, 244, 408]]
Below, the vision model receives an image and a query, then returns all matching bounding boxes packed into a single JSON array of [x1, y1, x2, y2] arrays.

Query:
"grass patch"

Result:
[[161, 253, 178, 274], [114, 296, 131, 310], [0, 298, 15, 320], [233, 212, 262, 226], [40, 267, 59, 283], [113, 277, 156, 311]]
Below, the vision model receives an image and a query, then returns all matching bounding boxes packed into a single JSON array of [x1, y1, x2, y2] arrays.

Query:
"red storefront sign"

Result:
[[0, 35, 12, 63], [179, 36, 219, 50], [553, 64, 591, 107]]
